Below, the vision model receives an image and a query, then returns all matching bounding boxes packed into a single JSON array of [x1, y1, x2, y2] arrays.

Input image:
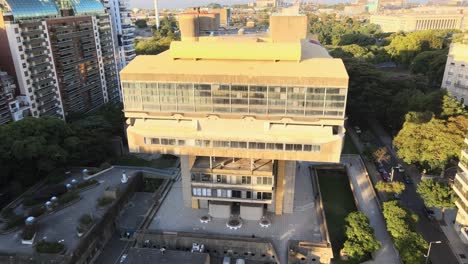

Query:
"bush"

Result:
[[35, 240, 64, 254], [76, 179, 98, 190], [5, 214, 26, 229], [97, 196, 114, 207], [99, 162, 111, 170], [79, 214, 93, 226], [58, 191, 80, 205], [23, 196, 42, 207], [45, 168, 67, 184], [34, 184, 67, 201], [29, 205, 46, 218], [21, 225, 37, 240]]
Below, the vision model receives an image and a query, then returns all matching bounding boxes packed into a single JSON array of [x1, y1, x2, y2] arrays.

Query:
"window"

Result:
[[241, 176, 251, 184], [246, 191, 252, 199], [232, 190, 241, 198], [217, 175, 227, 183], [201, 174, 211, 182], [263, 192, 272, 200]]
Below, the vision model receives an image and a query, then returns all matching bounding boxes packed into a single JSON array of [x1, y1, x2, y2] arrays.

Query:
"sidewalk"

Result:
[[442, 209, 468, 264], [341, 154, 401, 264]]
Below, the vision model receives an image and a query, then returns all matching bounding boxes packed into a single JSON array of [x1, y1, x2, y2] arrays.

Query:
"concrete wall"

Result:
[[180, 155, 193, 208], [283, 160, 296, 214], [209, 201, 231, 218], [240, 203, 263, 220], [135, 231, 279, 263]]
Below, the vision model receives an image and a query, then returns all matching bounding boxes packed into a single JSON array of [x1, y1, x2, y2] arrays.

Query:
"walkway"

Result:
[[341, 154, 400, 264]]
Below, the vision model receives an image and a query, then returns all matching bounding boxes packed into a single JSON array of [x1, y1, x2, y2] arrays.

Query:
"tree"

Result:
[[411, 49, 448, 87], [417, 179, 455, 219], [342, 212, 380, 261], [207, 3, 222, 8], [382, 201, 427, 264], [440, 95, 467, 119], [394, 113, 467, 170], [134, 19, 148, 28], [375, 181, 405, 194], [373, 147, 390, 163]]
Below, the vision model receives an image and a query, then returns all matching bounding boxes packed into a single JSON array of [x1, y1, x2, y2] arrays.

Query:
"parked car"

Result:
[[380, 170, 390, 182], [354, 126, 362, 134], [393, 193, 401, 200], [223, 257, 231, 264], [404, 175, 413, 184], [423, 206, 435, 220], [395, 164, 405, 173]]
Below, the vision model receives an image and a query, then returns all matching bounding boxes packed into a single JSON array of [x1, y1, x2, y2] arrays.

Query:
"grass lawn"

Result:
[[342, 133, 359, 154], [113, 154, 177, 169], [317, 169, 357, 259]]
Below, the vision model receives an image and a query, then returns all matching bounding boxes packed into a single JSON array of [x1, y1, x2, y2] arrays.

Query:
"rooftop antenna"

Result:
[[154, 0, 160, 30]]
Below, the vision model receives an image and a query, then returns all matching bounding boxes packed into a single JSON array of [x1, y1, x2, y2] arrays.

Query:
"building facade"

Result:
[[453, 138, 468, 244], [255, 0, 278, 8], [441, 41, 468, 105], [102, 0, 136, 71], [0, 71, 16, 124], [121, 15, 348, 218], [370, 13, 466, 32], [0, 0, 120, 120]]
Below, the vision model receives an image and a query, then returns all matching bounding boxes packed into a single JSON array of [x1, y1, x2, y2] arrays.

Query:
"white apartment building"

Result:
[[441, 40, 468, 105]]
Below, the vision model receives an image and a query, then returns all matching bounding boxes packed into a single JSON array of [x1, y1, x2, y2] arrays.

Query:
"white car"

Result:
[[354, 126, 362, 134], [120, 254, 127, 263], [396, 164, 405, 173]]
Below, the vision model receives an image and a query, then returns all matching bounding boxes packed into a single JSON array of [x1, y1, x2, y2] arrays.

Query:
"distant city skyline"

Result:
[[129, 0, 355, 9]]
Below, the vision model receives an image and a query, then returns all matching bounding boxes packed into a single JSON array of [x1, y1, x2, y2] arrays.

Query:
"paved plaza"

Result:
[[149, 163, 323, 264]]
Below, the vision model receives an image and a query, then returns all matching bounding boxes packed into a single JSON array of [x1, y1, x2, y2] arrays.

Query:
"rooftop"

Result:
[[121, 248, 210, 264], [120, 15, 348, 86]]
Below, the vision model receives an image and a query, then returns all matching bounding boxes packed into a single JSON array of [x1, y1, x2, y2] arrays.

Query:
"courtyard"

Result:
[[148, 162, 323, 263]]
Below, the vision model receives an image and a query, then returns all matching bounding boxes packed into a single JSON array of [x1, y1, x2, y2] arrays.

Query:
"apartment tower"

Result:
[[102, 0, 136, 70], [121, 15, 348, 218], [441, 36, 468, 105], [453, 138, 468, 244], [0, 0, 120, 119]]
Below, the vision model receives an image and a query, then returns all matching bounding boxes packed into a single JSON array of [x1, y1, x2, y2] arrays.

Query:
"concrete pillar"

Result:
[[282, 160, 296, 214], [275, 160, 285, 215], [180, 155, 196, 208]]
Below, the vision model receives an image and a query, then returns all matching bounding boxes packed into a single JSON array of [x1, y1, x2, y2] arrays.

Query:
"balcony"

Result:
[[454, 178, 468, 205], [455, 198, 468, 217]]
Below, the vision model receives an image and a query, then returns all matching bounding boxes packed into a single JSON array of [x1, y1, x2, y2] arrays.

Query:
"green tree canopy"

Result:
[[135, 19, 148, 28], [394, 114, 467, 170], [382, 201, 427, 264], [375, 181, 406, 194], [417, 179, 455, 211], [343, 212, 380, 261]]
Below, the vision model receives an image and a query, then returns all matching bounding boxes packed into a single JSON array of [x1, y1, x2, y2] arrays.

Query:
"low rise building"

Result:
[[370, 13, 466, 32]]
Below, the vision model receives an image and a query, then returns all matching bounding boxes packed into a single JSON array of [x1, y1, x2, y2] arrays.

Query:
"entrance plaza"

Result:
[[149, 163, 323, 263]]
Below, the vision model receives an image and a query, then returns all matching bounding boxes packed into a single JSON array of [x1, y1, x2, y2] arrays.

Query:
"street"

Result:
[[366, 120, 459, 264]]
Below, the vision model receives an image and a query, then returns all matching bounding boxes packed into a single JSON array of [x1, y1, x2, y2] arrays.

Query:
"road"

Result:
[[366, 120, 459, 264]]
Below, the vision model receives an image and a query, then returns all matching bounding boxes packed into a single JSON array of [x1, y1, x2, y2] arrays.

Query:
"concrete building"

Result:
[[0, 71, 16, 124], [121, 248, 210, 264], [370, 13, 466, 32], [453, 138, 468, 244], [102, 0, 136, 71], [255, 0, 278, 8], [0, 0, 120, 119], [441, 39, 468, 105], [211, 8, 231, 27], [121, 15, 348, 219]]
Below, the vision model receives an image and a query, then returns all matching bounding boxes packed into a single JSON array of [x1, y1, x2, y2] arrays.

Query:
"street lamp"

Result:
[[425, 241, 442, 264]]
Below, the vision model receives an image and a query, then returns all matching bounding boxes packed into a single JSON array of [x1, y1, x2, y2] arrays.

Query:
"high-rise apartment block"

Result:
[[0, 70, 16, 124], [121, 15, 348, 218], [441, 39, 468, 105], [0, 0, 120, 119], [453, 138, 468, 244], [102, 0, 136, 70]]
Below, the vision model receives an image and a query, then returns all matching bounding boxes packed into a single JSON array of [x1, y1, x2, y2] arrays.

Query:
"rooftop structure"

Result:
[[121, 14, 348, 223], [441, 38, 468, 105], [0, 0, 120, 119], [121, 248, 210, 264]]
